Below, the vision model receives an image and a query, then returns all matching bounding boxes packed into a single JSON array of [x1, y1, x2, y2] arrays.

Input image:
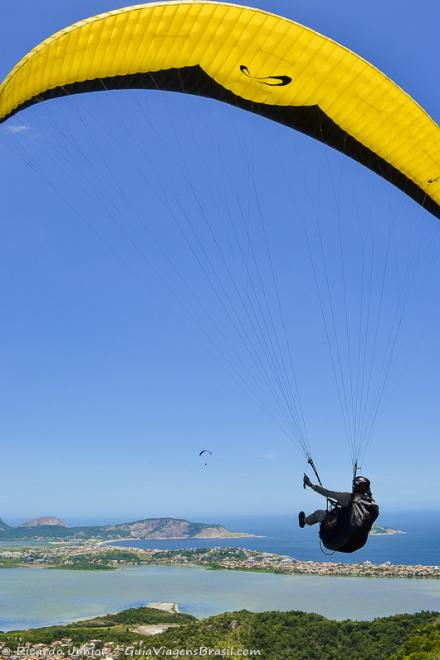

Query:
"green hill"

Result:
[[149, 610, 439, 659], [1, 608, 439, 659], [0, 606, 194, 645]]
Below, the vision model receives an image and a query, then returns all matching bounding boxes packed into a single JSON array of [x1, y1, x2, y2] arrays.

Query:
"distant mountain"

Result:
[[0, 518, 10, 532], [20, 517, 67, 528], [0, 517, 252, 541]]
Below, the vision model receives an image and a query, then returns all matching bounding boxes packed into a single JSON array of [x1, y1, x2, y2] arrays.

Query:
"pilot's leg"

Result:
[[299, 508, 327, 528], [304, 509, 327, 525]]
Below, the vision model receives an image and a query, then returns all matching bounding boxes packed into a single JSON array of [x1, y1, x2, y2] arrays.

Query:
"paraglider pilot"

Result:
[[299, 475, 355, 525], [299, 475, 379, 553]]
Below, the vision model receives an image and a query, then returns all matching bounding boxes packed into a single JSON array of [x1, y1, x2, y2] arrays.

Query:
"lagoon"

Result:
[[1, 565, 439, 631]]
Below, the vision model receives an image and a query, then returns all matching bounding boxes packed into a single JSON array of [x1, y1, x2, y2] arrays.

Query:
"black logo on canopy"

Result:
[[240, 65, 292, 87]]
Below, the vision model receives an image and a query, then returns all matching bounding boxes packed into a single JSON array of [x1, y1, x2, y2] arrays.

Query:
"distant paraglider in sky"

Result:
[[199, 450, 213, 467]]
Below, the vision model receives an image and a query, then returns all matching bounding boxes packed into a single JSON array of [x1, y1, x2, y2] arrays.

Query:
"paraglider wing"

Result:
[[0, 2, 439, 219]]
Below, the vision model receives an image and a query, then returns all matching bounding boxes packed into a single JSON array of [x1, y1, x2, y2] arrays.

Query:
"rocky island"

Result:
[[0, 516, 252, 541], [370, 525, 405, 535]]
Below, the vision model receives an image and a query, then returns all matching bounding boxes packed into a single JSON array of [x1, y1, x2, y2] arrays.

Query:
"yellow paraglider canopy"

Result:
[[1, 1, 439, 217]]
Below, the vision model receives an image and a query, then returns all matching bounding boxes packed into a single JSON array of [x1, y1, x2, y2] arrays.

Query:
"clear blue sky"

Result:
[[1, 0, 439, 522]]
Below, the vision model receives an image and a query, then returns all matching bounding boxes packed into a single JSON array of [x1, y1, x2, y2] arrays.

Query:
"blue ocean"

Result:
[[112, 512, 440, 565]]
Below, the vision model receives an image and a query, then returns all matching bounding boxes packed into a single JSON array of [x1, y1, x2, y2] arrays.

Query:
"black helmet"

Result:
[[353, 476, 370, 489]]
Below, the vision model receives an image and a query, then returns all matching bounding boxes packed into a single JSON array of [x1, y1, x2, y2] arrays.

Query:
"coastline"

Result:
[[1, 544, 438, 579]]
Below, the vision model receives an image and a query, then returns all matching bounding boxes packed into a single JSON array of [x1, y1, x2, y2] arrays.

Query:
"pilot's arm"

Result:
[[303, 475, 351, 507]]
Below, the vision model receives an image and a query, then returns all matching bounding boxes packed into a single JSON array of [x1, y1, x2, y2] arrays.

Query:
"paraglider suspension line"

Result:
[[307, 456, 323, 487]]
